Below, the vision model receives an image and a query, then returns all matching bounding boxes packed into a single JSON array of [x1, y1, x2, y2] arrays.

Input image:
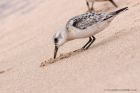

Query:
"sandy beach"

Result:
[[0, 0, 140, 93]]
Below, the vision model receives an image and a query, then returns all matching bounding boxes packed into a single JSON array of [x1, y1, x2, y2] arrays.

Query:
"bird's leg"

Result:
[[109, 0, 118, 8], [85, 36, 96, 49], [86, 1, 91, 12], [82, 37, 92, 50], [90, 2, 95, 12]]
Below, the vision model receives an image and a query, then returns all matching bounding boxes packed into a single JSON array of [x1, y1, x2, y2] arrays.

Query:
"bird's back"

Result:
[[66, 12, 112, 30]]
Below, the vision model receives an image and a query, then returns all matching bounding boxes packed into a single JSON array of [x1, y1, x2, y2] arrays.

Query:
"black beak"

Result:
[[109, 0, 118, 8], [54, 46, 58, 59]]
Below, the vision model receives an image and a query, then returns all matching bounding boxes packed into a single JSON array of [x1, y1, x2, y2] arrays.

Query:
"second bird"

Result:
[[86, 0, 118, 12]]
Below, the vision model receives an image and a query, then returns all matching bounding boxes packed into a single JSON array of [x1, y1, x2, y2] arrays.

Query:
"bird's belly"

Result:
[[76, 21, 109, 38]]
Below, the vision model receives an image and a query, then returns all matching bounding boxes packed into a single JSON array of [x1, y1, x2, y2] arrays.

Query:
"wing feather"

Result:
[[66, 12, 113, 30]]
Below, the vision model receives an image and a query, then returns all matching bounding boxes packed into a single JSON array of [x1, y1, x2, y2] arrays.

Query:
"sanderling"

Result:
[[53, 7, 128, 59], [86, 0, 118, 12]]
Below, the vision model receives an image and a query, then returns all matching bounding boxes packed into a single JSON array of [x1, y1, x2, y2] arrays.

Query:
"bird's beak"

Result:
[[109, 0, 118, 8], [54, 46, 58, 59]]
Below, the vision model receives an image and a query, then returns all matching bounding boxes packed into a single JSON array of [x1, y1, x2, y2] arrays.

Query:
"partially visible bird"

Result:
[[53, 7, 128, 59], [86, 0, 118, 12]]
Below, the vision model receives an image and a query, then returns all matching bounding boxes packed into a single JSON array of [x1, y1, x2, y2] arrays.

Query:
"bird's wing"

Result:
[[66, 12, 113, 30]]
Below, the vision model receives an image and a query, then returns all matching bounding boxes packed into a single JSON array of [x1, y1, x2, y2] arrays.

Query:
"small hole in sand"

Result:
[[40, 49, 84, 67]]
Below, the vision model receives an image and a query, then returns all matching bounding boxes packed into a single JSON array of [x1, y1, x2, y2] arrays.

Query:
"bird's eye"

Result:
[[54, 38, 58, 43]]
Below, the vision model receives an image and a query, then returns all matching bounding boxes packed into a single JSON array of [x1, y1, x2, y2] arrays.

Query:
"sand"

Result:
[[40, 49, 83, 67], [0, 0, 140, 93]]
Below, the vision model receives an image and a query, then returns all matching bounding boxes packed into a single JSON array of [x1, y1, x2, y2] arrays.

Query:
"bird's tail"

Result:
[[111, 7, 128, 15]]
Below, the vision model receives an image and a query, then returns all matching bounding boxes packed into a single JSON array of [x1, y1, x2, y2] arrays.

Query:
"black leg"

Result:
[[82, 37, 92, 49], [86, 1, 90, 11], [90, 2, 94, 11], [85, 36, 96, 49], [109, 0, 118, 8]]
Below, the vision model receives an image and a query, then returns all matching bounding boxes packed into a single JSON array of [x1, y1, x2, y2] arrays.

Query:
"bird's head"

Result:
[[53, 30, 68, 59]]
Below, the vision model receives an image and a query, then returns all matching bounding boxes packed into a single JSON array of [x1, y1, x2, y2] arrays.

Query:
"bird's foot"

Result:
[[81, 47, 88, 50], [87, 9, 94, 13], [90, 7, 94, 11]]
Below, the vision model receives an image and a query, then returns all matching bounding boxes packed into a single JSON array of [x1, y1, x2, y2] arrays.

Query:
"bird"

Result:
[[86, 0, 118, 12], [53, 7, 128, 59]]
